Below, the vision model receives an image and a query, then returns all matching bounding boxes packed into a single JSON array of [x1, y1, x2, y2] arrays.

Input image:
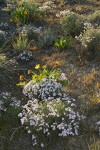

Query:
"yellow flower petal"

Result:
[[19, 75, 24, 81], [55, 61, 61, 66], [42, 65, 46, 69], [35, 64, 40, 69], [28, 70, 31, 75]]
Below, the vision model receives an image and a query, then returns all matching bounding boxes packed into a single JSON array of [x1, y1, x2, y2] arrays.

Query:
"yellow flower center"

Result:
[[33, 74, 37, 79]]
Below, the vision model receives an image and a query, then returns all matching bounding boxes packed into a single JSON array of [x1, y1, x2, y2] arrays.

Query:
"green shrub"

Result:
[[38, 28, 56, 48], [17, 25, 42, 41], [11, 2, 46, 24], [62, 12, 84, 37], [88, 10, 100, 25], [76, 27, 100, 58]]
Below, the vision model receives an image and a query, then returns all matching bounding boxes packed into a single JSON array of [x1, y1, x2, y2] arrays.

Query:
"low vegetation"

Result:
[[0, 0, 100, 150]]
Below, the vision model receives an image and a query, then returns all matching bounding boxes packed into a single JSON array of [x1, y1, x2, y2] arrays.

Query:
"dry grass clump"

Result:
[[82, 69, 98, 85]]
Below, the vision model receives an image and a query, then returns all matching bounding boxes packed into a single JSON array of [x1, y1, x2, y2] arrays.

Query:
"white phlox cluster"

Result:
[[23, 78, 69, 101], [0, 92, 21, 112], [75, 22, 95, 48], [17, 50, 33, 61], [18, 99, 85, 147]]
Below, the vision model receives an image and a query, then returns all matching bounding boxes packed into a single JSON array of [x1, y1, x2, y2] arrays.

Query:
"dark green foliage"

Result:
[[62, 12, 85, 37]]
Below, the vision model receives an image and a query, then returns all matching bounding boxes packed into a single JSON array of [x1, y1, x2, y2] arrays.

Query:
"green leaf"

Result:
[[60, 37, 63, 47], [55, 42, 60, 48], [16, 82, 26, 86], [59, 80, 68, 86]]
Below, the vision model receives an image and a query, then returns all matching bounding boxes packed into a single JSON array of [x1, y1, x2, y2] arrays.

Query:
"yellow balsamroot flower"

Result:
[[28, 70, 31, 75], [55, 61, 61, 66], [19, 75, 24, 81], [24, 10, 28, 15], [35, 64, 40, 69], [42, 65, 46, 69], [33, 74, 37, 79]]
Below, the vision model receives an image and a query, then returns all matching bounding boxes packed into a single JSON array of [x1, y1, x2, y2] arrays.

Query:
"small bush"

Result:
[[0, 92, 21, 112], [0, 92, 22, 134], [17, 64, 68, 100], [11, 2, 46, 24], [12, 33, 33, 62], [17, 25, 42, 41], [38, 27, 56, 48], [76, 27, 100, 58], [62, 12, 85, 37], [18, 97, 85, 147], [17, 64, 85, 148], [12, 33, 29, 53], [88, 10, 100, 25]]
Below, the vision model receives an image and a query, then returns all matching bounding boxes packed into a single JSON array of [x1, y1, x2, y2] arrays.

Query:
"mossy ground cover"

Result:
[[0, 0, 100, 150]]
